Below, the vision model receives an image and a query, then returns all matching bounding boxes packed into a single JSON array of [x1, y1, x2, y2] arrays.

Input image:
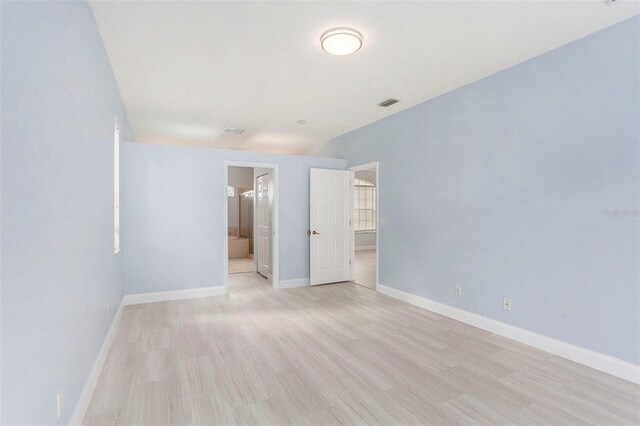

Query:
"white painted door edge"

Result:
[[377, 284, 640, 385]]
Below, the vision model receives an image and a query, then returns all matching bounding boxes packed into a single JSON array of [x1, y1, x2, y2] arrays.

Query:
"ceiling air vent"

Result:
[[378, 98, 399, 107], [222, 126, 245, 135]]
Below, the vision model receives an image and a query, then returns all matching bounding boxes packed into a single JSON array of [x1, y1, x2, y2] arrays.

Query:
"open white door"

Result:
[[310, 168, 352, 285], [257, 173, 271, 278]]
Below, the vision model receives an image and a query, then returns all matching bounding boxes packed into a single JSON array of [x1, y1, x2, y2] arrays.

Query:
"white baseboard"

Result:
[[377, 284, 640, 385], [122, 285, 226, 305], [355, 245, 376, 251], [278, 277, 310, 289], [69, 302, 124, 425]]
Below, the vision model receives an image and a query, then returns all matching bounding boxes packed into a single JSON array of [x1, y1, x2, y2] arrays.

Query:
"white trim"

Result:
[[279, 278, 310, 289], [122, 286, 226, 305], [355, 245, 377, 251], [349, 161, 379, 289], [224, 161, 280, 290], [377, 284, 640, 385], [69, 302, 124, 425]]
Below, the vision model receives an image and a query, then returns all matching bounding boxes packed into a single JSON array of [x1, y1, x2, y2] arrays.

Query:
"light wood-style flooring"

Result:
[[83, 273, 640, 425], [354, 249, 376, 290], [229, 257, 256, 274]]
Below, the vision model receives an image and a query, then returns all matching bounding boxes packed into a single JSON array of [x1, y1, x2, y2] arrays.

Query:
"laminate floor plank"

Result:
[[354, 249, 376, 290], [83, 272, 640, 425]]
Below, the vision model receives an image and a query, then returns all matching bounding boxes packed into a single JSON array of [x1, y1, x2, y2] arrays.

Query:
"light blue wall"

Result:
[[319, 17, 640, 364], [1, 2, 131, 424], [122, 142, 346, 294]]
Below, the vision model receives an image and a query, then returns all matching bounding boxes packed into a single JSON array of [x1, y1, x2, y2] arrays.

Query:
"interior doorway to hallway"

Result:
[[224, 161, 279, 294], [349, 162, 379, 290]]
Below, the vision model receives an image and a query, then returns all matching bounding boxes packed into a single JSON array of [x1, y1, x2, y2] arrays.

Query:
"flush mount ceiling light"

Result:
[[320, 27, 363, 56]]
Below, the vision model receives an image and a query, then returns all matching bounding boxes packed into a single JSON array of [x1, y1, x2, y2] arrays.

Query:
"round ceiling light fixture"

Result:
[[320, 27, 363, 56]]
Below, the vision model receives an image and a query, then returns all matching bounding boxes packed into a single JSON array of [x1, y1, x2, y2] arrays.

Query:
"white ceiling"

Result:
[[90, 1, 639, 155]]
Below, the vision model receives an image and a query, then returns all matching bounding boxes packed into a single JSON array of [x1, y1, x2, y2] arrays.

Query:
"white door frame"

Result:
[[348, 161, 379, 288], [223, 161, 280, 292]]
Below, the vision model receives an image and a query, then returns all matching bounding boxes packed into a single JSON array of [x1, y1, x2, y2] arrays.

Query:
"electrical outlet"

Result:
[[455, 285, 462, 296], [57, 389, 64, 418], [503, 297, 512, 311]]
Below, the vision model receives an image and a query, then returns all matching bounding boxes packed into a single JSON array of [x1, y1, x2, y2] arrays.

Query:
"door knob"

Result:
[[312, 231, 320, 235]]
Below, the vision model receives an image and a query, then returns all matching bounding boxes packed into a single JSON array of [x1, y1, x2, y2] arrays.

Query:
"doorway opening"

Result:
[[224, 161, 279, 294], [349, 162, 378, 290]]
